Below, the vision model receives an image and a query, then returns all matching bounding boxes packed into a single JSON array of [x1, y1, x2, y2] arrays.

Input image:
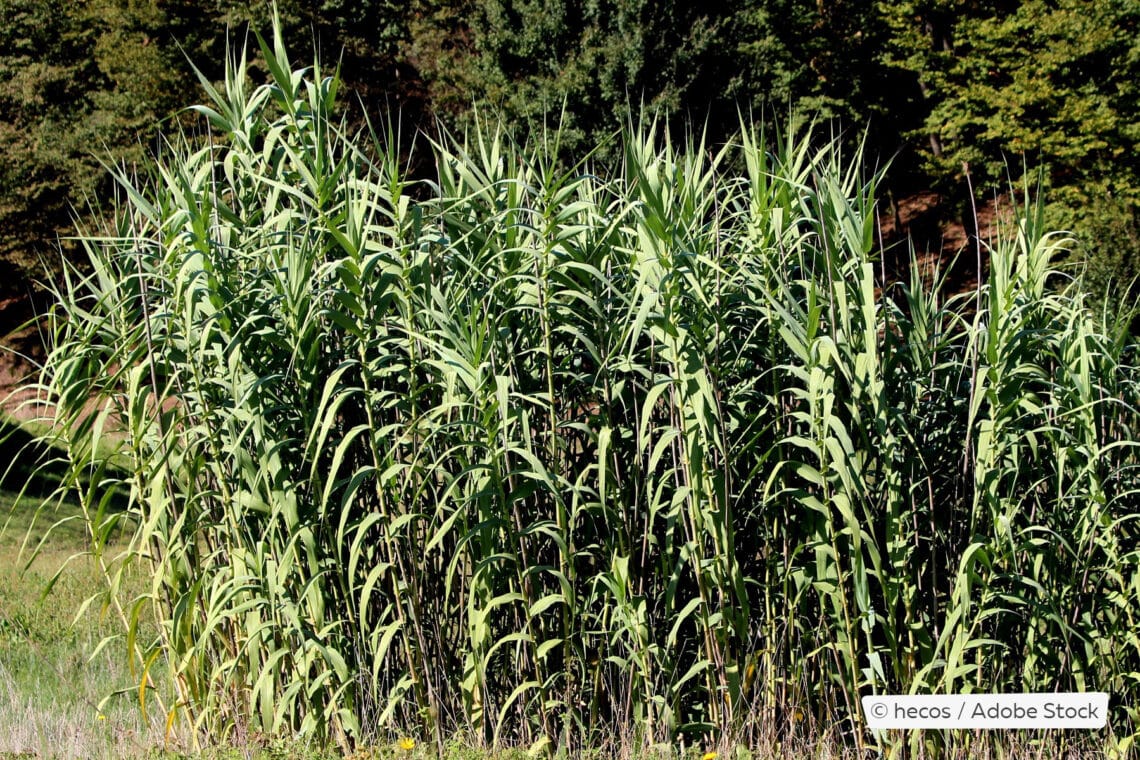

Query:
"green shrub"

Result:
[[1051, 192, 1140, 327]]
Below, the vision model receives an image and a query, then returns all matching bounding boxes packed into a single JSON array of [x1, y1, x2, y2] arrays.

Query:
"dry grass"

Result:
[[0, 540, 168, 759]]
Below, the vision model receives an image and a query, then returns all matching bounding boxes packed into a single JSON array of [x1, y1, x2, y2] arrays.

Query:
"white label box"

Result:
[[861, 693, 1109, 729]]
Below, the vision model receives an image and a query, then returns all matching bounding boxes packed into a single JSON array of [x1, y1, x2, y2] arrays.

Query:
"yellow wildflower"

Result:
[[398, 737, 416, 751], [701, 752, 719, 760]]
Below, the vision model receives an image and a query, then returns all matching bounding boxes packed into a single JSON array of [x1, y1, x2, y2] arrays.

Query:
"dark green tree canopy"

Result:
[[3, 0, 1140, 309]]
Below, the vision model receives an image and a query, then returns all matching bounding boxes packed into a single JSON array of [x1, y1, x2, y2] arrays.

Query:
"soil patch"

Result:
[[0, 298, 50, 427], [876, 190, 1012, 295]]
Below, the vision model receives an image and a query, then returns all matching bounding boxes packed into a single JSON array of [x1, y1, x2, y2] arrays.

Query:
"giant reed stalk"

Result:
[[30, 16, 1140, 756]]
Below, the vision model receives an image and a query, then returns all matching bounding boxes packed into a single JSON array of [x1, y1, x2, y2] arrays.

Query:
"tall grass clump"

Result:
[[31, 16, 1140, 756]]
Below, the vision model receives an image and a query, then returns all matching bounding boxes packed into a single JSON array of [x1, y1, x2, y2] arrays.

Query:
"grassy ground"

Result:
[[0, 498, 165, 758], [0, 411, 165, 759]]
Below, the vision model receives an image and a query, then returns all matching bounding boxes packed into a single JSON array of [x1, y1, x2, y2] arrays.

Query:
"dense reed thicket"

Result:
[[33, 21, 1140, 756]]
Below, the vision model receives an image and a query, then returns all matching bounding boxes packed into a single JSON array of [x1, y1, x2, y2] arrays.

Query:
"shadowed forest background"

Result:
[[3, 0, 1140, 328]]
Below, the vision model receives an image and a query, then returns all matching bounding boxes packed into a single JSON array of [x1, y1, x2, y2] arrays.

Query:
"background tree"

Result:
[[406, 0, 903, 163], [880, 0, 1140, 299], [4, 0, 1140, 321], [407, 0, 733, 157], [0, 0, 419, 310]]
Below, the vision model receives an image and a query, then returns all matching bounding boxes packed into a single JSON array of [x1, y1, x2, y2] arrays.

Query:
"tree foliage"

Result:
[[406, 0, 902, 161], [406, 0, 732, 155], [4, 0, 1140, 308], [886, 0, 1140, 190], [882, 0, 1140, 299], [0, 0, 416, 301]]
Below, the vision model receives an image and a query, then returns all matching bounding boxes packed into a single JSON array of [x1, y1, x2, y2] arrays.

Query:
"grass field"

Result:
[[0, 483, 166, 758]]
